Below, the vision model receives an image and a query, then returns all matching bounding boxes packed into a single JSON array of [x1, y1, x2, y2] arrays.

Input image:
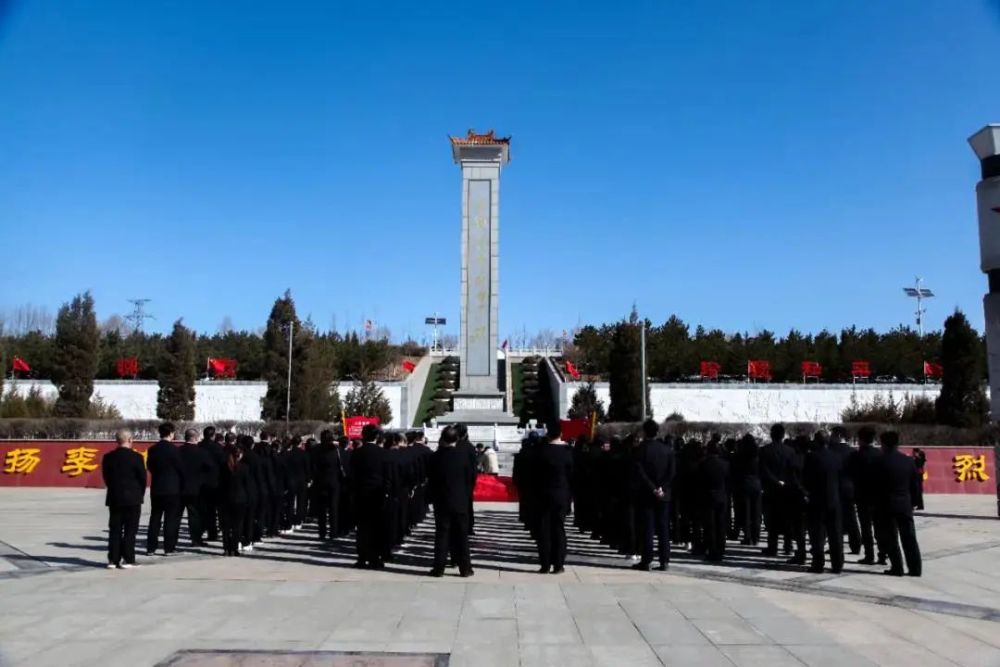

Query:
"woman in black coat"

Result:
[[220, 443, 250, 557]]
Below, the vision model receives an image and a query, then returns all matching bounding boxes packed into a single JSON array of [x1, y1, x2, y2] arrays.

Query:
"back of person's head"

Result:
[[115, 429, 132, 447], [214, 433, 224, 444], [440, 426, 459, 446], [158, 422, 175, 439], [337, 435, 349, 448], [224, 442, 241, 471], [184, 428, 198, 443], [857, 426, 876, 447], [830, 425, 848, 441], [546, 419, 562, 441], [361, 423, 380, 443], [224, 432, 237, 446], [320, 429, 335, 445], [203, 425, 216, 441], [880, 431, 900, 449], [455, 424, 469, 441], [706, 440, 721, 456], [770, 423, 785, 443], [811, 431, 828, 450], [641, 419, 659, 439]]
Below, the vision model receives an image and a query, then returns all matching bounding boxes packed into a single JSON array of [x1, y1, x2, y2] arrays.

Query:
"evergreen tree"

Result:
[[608, 317, 644, 422], [568, 380, 606, 421], [935, 310, 988, 427], [157, 319, 197, 421], [51, 292, 100, 417], [293, 326, 340, 420], [261, 290, 302, 420], [344, 375, 393, 424]]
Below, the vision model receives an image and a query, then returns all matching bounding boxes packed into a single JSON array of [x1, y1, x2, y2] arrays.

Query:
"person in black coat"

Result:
[[427, 426, 475, 577], [758, 423, 790, 557], [285, 437, 310, 530], [219, 442, 250, 556], [632, 419, 675, 571], [784, 436, 809, 564], [876, 431, 922, 577], [178, 428, 209, 547], [829, 426, 861, 555], [314, 430, 345, 542], [699, 440, 730, 562], [911, 448, 927, 511], [803, 431, 844, 573], [102, 429, 147, 568], [733, 434, 763, 546], [146, 422, 184, 555], [852, 426, 884, 565], [239, 435, 264, 549], [351, 424, 388, 569], [532, 422, 574, 574], [198, 426, 225, 542], [454, 425, 479, 536]]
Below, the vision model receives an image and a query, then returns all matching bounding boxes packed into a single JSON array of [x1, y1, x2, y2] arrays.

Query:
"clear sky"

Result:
[[2, 1, 999, 342]]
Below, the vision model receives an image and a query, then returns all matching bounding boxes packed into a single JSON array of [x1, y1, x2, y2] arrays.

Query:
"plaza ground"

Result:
[[0, 490, 998, 667]]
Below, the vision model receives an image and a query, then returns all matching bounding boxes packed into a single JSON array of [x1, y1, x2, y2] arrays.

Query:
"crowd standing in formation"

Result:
[[101, 419, 923, 579]]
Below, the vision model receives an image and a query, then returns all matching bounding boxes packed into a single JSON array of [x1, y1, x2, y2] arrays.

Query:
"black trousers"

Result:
[[242, 497, 258, 547], [882, 511, 922, 575], [355, 494, 385, 565], [537, 502, 568, 570], [182, 494, 202, 545], [200, 487, 220, 540], [147, 494, 181, 554], [639, 500, 671, 566], [433, 508, 471, 573], [317, 490, 340, 540], [807, 506, 844, 571], [293, 486, 308, 526], [221, 502, 246, 555], [762, 490, 784, 553], [785, 500, 807, 558], [840, 495, 861, 554], [741, 489, 762, 544], [703, 500, 728, 560], [108, 505, 140, 565]]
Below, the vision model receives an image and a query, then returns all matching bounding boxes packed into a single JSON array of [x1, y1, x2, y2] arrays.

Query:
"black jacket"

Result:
[[178, 443, 209, 497], [634, 438, 675, 504], [758, 441, 789, 493], [221, 460, 251, 506], [876, 449, 920, 516], [199, 438, 225, 490], [852, 446, 882, 504], [829, 440, 855, 502], [699, 454, 730, 505], [241, 449, 262, 502], [314, 443, 345, 492], [147, 440, 184, 497], [804, 448, 842, 511], [286, 448, 310, 490], [534, 442, 574, 508], [351, 442, 387, 498], [427, 445, 475, 513], [102, 447, 147, 507]]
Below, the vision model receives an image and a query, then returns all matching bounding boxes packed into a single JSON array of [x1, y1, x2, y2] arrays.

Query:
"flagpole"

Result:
[[286, 321, 294, 432]]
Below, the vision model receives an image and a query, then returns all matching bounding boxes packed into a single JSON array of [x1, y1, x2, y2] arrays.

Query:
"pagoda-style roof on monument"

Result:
[[450, 129, 510, 164]]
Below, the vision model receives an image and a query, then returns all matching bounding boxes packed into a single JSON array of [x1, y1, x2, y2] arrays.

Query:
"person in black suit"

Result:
[[219, 441, 249, 557], [733, 434, 763, 545], [803, 431, 844, 573], [533, 422, 574, 574], [178, 428, 208, 547], [239, 434, 263, 550], [352, 424, 388, 569], [198, 426, 225, 542], [852, 426, 884, 565], [633, 419, 675, 571], [829, 426, 861, 555], [285, 436, 310, 531], [759, 423, 789, 557], [876, 431, 922, 577], [146, 422, 184, 556], [784, 436, 809, 564], [314, 430, 345, 543], [102, 429, 147, 569], [454, 424, 479, 536], [427, 426, 475, 577], [699, 440, 730, 562]]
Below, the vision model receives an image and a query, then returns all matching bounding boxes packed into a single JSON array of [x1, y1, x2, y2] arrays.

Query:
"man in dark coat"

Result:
[[876, 431, 922, 577], [314, 430, 345, 542], [102, 429, 147, 568], [198, 426, 225, 542], [351, 424, 388, 569], [427, 426, 475, 577], [699, 440, 730, 562], [852, 426, 883, 565], [533, 422, 574, 574], [146, 422, 184, 555], [829, 426, 861, 555], [178, 428, 209, 547], [454, 424, 479, 535], [285, 437, 310, 530], [633, 419, 675, 571], [803, 432, 844, 573], [758, 423, 790, 556]]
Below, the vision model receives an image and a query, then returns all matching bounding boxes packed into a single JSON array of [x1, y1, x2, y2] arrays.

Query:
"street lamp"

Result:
[[282, 321, 294, 431], [902, 278, 934, 337], [425, 314, 447, 351]]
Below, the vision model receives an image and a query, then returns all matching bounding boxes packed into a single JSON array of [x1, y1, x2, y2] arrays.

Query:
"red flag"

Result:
[[699, 361, 720, 380], [343, 415, 380, 439], [801, 360, 822, 378], [402, 360, 416, 373], [851, 360, 871, 378], [923, 361, 943, 378], [116, 357, 139, 378], [747, 360, 771, 381], [208, 357, 237, 379], [11, 356, 30, 373], [560, 418, 591, 441], [565, 360, 581, 379]]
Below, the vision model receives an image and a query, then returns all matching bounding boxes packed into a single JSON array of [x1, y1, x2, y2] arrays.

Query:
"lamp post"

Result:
[[903, 278, 934, 337], [283, 321, 294, 432]]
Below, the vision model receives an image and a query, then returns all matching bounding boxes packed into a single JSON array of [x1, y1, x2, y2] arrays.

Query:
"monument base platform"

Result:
[[436, 409, 520, 425]]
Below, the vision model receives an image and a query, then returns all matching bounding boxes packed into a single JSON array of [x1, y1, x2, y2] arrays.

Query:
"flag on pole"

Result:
[[11, 356, 30, 373], [402, 360, 416, 373], [565, 360, 581, 379], [923, 361, 943, 378]]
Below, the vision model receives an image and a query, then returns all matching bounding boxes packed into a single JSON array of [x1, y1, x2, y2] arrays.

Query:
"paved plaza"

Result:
[[0, 489, 998, 666]]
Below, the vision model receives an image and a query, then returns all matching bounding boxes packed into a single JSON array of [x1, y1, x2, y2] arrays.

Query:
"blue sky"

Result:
[[1, 1, 999, 342]]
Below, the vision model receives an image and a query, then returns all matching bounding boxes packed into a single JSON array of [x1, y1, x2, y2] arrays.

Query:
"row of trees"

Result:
[[1, 290, 395, 424]]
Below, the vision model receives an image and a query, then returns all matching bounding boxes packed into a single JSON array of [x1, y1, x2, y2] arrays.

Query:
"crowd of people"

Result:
[[100, 419, 924, 579]]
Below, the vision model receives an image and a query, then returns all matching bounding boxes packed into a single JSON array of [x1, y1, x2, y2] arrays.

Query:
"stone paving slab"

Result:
[[0, 489, 998, 666]]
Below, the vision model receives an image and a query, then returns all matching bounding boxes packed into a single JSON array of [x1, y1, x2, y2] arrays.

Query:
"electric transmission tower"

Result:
[[125, 299, 155, 334]]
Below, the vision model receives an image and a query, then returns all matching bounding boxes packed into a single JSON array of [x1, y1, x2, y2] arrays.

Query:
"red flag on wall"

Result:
[[700, 361, 720, 380], [11, 356, 30, 373], [560, 418, 591, 441], [343, 416, 380, 440], [115, 357, 139, 378], [801, 361, 822, 378], [565, 360, 581, 379], [208, 357, 238, 379], [923, 361, 943, 378], [851, 360, 871, 378], [402, 360, 416, 373], [747, 360, 771, 381]]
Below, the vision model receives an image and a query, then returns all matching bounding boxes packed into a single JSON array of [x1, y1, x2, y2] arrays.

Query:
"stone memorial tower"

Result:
[[441, 130, 517, 425]]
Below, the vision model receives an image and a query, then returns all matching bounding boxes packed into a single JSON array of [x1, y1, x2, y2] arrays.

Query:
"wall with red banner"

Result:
[[0, 441, 994, 497]]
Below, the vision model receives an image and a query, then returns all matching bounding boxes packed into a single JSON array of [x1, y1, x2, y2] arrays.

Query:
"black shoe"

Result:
[[831, 567, 843, 574], [858, 557, 875, 565], [460, 570, 474, 578], [883, 568, 904, 577], [808, 565, 824, 574], [761, 548, 778, 557], [537, 566, 551, 574], [428, 569, 444, 577], [849, 548, 861, 555], [877, 558, 887, 566], [656, 563, 669, 571], [371, 561, 385, 570], [551, 567, 565, 574], [631, 562, 651, 571], [786, 556, 806, 565], [907, 571, 922, 577], [353, 561, 367, 569]]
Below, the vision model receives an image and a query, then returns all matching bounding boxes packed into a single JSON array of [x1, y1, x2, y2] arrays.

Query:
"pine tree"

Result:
[[293, 326, 340, 420], [935, 310, 988, 427], [51, 292, 100, 417], [261, 290, 302, 420], [568, 381, 606, 421], [344, 376, 393, 424], [608, 316, 645, 422], [157, 319, 197, 420]]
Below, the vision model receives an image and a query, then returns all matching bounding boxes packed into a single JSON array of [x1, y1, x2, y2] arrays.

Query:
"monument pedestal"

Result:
[[437, 390, 519, 426]]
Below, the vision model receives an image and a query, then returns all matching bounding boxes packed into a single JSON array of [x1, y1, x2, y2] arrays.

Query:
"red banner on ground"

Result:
[[560, 419, 591, 441], [473, 474, 518, 502], [343, 416, 380, 440]]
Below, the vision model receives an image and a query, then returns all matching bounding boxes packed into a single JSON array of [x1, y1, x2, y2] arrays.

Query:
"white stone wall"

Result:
[[561, 382, 948, 424]]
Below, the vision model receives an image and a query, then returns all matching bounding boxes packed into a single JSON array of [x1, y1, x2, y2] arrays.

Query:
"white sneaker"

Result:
[[237, 544, 244, 552], [630, 555, 641, 562], [106, 563, 117, 570], [120, 563, 136, 569], [245, 544, 254, 553]]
